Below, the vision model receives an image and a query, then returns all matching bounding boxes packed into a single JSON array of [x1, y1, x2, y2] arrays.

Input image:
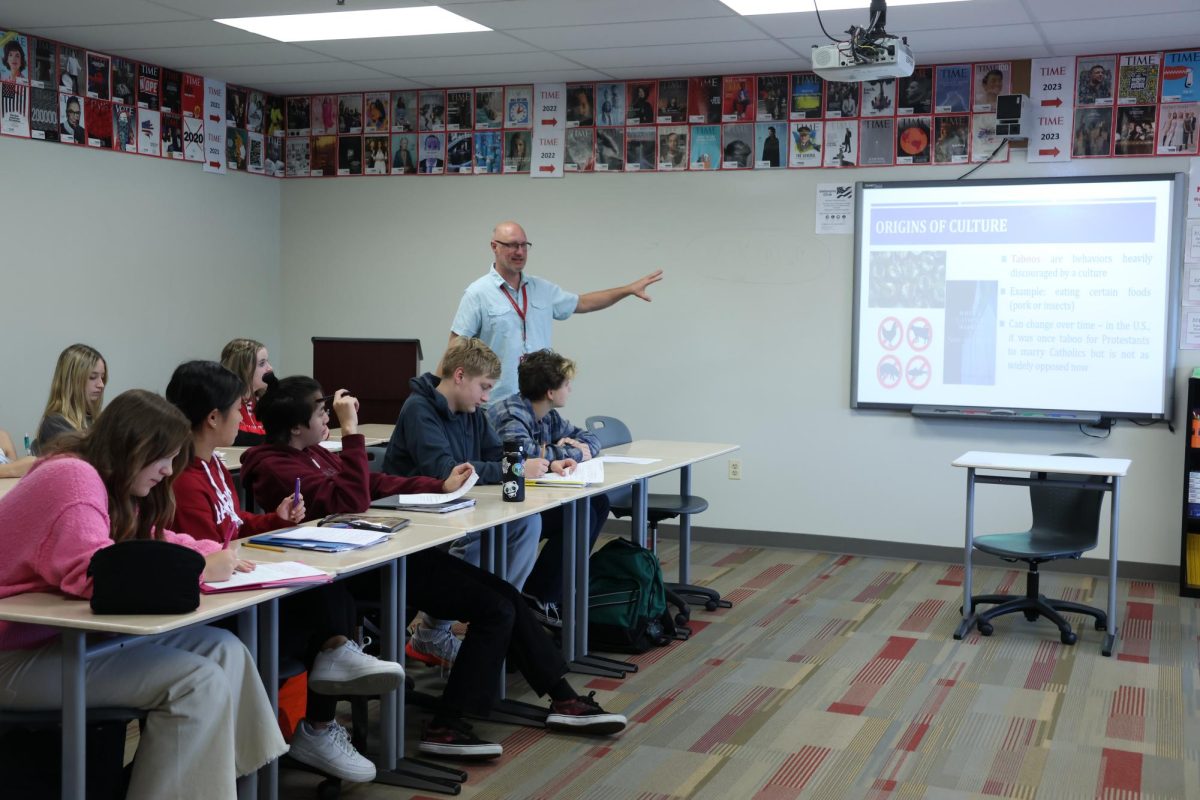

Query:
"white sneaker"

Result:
[[309, 639, 404, 696], [288, 719, 377, 783]]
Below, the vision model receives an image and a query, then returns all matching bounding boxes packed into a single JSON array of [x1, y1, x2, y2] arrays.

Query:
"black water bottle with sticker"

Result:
[[501, 440, 525, 502]]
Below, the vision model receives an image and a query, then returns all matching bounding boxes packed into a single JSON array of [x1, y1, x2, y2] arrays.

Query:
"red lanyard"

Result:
[[500, 283, 528, 343]]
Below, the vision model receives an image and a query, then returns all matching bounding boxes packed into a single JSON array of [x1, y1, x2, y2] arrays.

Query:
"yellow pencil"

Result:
[[242, 542, 287, 553]]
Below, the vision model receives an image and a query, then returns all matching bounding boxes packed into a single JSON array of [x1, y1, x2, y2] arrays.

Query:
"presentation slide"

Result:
[[852, 175, 1180, 418]]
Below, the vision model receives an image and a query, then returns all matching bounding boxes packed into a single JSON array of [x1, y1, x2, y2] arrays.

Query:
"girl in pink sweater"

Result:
[[0, 389, 288, 799]]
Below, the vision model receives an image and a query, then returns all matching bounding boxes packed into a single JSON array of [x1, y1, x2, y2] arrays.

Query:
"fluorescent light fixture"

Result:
[[721, 0, 971, 14], [215, 7, 490, 42]]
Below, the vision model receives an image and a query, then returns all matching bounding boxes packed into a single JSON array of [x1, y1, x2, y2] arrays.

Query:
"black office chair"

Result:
[[0, 707, 142, 799], [585, 415, 731, 615], [969, 453, 1108, 645]]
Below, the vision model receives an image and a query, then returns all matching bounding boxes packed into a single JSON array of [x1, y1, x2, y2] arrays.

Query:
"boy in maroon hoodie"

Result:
[[239, 377, 473, 513]]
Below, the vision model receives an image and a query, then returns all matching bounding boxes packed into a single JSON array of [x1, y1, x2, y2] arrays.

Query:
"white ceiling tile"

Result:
[[18, 20, 264, 52], [514, 17, 767, 51], [151, 0, 432, 17], [603, 60, 806, 80], [1025, 0, 1197, 23], [298, 32, 538, 60], [1039, 13, 1200, 46], [201, 61, 395, 86], [449, 0, 735, 30], [416, 69, 613, 86], [370, 51, 581, 79], [265, 76, 431, 94], [903, 24, 1046, 51], [120, 43, 336, 69], [2, 0, 198, 29], [571, 40, 799, 70], [912, 46, 1056, 65]]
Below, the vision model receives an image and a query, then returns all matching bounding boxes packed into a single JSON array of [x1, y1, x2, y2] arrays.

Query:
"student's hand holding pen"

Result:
[[275, 492, 306, 523], [202, 550, 255, 582], [525, 457, 551, 478]]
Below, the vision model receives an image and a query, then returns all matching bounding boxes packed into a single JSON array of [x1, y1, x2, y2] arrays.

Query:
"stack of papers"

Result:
[[318, 440, 343, 452], [527, 459, 605, 487], [248, 526, 391, 552], [201, 561, 331, 594]]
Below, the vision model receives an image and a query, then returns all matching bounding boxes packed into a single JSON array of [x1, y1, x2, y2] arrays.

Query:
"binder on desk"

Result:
[[201, 561, 331, 593], [248, 526, 391, 552]]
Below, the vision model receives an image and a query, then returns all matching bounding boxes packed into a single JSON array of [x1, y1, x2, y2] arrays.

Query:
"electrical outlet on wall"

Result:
[[728, 459, 742, 480]]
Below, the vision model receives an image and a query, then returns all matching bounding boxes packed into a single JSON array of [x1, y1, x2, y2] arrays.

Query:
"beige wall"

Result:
[[279, 155, 1197, 566], [0, 136, 283, 443]]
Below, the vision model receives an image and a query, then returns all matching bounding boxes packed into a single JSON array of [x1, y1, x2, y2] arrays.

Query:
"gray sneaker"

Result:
[[288, 720, 377, 782], [406, 623, 461, 668]]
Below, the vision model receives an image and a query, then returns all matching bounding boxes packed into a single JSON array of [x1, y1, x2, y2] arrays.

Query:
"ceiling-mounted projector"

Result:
[[812, 40, 914, 81], [811, 0, 915, 83]]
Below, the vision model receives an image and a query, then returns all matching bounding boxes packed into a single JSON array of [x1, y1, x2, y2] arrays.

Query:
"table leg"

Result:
[[258, 598, 279, 799], [237, 606, 259, 800], [679, 466, 692, 585], [61, 629, 86, 800], [375, 555, 468, 794], [560, 499, 577, 664], [953, 468, 977, 640], [1103, 476, 1121, 657], [570, 495, 636, 677], [380, 559, 398, 770], [632, 478, 647, 547]]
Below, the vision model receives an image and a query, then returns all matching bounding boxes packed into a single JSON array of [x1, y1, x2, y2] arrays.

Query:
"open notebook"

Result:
[[526, 458, 605, 487], [201, 561, 331, 594]]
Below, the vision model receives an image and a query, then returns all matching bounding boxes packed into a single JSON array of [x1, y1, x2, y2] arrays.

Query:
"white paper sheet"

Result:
[[203, 561, 328, 590], [390, 470, 479, 505], [597, 455, 661, 465]]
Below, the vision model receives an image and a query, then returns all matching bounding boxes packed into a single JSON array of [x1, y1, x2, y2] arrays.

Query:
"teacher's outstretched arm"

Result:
[[575, 269, 663, 314]]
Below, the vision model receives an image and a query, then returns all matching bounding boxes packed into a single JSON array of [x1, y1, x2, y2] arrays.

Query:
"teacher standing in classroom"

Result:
[[449, 220, 663, 402]]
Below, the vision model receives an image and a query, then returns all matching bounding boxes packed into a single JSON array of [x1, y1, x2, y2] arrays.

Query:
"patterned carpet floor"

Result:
[[282, 538, 1199, 799]]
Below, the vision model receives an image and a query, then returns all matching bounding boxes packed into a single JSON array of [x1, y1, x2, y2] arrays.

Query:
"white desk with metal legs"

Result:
[[0, 586, 293, 800], [950, 451, 1131, 657]]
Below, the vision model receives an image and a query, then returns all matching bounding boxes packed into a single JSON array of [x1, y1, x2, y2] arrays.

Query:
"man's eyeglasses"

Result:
[[492, 240, 533, 250]]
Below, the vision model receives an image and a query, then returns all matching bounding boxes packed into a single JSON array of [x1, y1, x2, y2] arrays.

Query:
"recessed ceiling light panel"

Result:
[[215, 7, 490, 43]]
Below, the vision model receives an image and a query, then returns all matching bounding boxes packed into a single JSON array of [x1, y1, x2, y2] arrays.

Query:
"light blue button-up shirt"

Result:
[[451, 265, 579, 402]]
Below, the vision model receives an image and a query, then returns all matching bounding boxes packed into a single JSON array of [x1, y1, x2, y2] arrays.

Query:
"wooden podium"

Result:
[[312, 337, 422, 425]]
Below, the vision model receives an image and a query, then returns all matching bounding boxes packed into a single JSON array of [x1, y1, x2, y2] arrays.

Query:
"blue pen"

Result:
[[23, 434, 31, 456], [294, 476, 301, 507]]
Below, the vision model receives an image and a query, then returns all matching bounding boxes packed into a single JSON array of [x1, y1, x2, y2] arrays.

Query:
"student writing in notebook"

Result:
[[241, 375, 628, 759], [487, 349, 608, 627], [382, 337, 543, 660], [0, 425, 34, 478], [164, 361, 403, 784], [0, 390, 288, 799]]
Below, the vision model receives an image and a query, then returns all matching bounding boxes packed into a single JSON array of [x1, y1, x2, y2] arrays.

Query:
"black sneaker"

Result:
[[418, 718, 502, 760], [546, 692, 627, 735], [522, 593, 563, 629]]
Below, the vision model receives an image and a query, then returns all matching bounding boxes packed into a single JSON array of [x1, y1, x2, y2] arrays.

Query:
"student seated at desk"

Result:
[[0, 389, 288, 799], [220, 338, 273, 446], [238, 376, 473, 523], [487, 349, 608, 625], [237, 376, 628, 759], [239, 375, 473, 667], [165, 361, 403, 784], [0, 426, 34, 478], [382, 337, 545, 660], [32, 343, 106, 455]]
